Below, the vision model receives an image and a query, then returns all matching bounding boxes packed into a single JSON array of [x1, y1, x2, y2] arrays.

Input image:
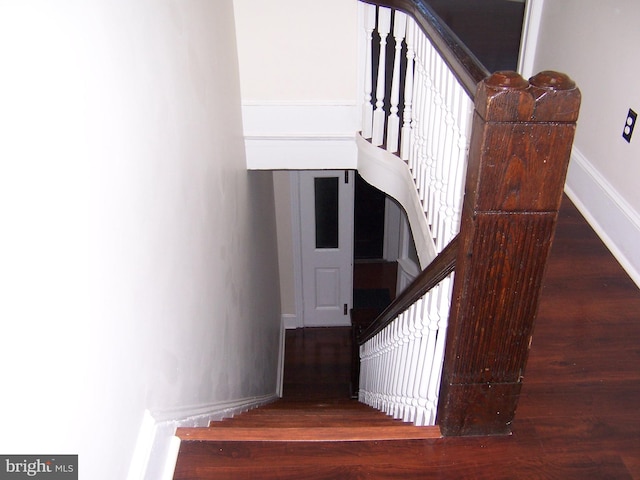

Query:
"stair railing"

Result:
[[356, 0, 581, 436], [357, 0, 486, 427], [361, 0, 487, 253]]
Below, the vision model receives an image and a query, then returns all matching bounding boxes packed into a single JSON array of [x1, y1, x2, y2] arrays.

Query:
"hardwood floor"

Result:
[[282, 327, 353, 401], [281, 196, 640, 479]]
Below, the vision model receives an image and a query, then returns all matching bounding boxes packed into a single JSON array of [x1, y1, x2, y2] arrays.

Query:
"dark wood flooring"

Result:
[[282, 196, 640, 479]]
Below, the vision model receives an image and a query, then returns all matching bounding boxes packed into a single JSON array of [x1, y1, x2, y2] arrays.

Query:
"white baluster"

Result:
[[372, 7, 391, 146], [424, 41, 438, 230], [442, 76, 461, 245], [434, 67, 453, 251], [394, 311, 411, 419], [361, 3, 376, 139], [389, 318, 402, 416], [417, 283, 440, 418], [400, 19, 415, 161], [452, 93, 473, 236], [409, 297, 427, 423], [413, 31, 428, 207], [427, 274, 454, 423], [386, 11, 406, 154], [382, 325, 394, 413], [401, 302, 419, 422], [407, 20, 421, 180]]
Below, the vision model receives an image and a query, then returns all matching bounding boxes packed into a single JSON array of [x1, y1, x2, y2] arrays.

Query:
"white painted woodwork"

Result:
[[372, 7, 391, 146], [357, 136, 437, 269], [362, 3, 377, 140], [359, 6, 473, 254], [400, 19, 415, 161], [356, 4, 474, 427], [242, 104, 359, 170], [359, 272, 454, 426], [386, 11, 407, 153], [299, 170, 354, 327]]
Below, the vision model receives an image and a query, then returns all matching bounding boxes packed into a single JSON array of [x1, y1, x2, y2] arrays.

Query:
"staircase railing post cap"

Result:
[[529, 70, 576, 91], [484, 71, 529, 90]]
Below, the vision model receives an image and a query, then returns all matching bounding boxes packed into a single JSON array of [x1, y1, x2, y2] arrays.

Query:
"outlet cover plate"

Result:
[[622, 108, 637, 143]]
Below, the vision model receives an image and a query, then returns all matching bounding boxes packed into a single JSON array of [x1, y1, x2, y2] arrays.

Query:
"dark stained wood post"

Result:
[[436, 71, 581, 436]]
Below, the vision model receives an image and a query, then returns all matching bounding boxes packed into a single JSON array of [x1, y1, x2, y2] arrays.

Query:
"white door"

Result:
[[299, 170, 354, 327]]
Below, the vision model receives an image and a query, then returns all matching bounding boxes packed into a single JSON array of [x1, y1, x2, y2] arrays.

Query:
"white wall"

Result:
[[233, 0, 359, 103], [0, 1, 281, 478], [524, 0, 640, 286]]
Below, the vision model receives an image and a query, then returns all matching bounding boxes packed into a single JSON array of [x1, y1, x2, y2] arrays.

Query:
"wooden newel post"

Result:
[[436, 71, 581, 436]]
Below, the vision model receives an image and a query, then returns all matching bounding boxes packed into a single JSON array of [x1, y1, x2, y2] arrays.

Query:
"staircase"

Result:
[[173, 399, 440, 479]]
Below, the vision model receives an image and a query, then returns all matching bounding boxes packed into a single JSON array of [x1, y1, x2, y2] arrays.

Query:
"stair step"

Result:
[[173, 439, 440, 479], [173, 400, 440, 479], [176, 425, 440, 442], [211, 417, 406, 427]]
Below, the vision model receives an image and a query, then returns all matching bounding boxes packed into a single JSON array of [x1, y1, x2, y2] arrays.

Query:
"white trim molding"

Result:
[[281, 313, 301, 330], [242, 104, 359, 170], [289, 172, 305, 328], [127, 394, 278, 480], [276, 315, 289, 397], [356, 134, 437, 268], [517, 0, 546, 79], [565, 148, 640, 288]]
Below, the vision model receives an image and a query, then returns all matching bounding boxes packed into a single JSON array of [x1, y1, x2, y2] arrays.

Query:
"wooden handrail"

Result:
[[361, 0, 489, 98], [357, 235, 458, 345]]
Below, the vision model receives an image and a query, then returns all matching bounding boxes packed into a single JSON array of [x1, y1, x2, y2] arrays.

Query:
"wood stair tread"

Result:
[[211, 419, 405, 427], [174, 400, 441, 478], [176, 425, 441, 442]]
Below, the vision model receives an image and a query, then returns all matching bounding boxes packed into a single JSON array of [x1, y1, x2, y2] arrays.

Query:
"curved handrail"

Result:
[[358, 234, 458, 344], [361, 0, 489, 98]]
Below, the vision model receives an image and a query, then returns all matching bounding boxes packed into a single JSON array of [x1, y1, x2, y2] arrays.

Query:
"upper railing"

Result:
[[356, 0, 581, 436], [361, 0, 488, 253], [357, 0, 484, 426]]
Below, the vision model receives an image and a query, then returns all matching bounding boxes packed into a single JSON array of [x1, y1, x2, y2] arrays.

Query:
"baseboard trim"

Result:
[[282, 313, 301, 330], [128, 393, 278, 480], [276, 316, 288, 397], [564, 148, 640, 288]]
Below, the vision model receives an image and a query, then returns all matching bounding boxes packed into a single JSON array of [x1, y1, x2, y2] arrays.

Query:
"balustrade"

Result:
[[360, 3, 475, 252], [359, 272, 453, 425], [356, 1, 580, 436]]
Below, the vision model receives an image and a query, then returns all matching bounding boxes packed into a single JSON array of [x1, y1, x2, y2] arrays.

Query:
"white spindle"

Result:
[[400, 19, 415, 161], [412, 30, 427, 205], [362, 3, 376, 139], [386, 11, 406, 153], [359, 272, 455, 426], [372, 7, 391, 146], [407, 21, 420, 177]]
